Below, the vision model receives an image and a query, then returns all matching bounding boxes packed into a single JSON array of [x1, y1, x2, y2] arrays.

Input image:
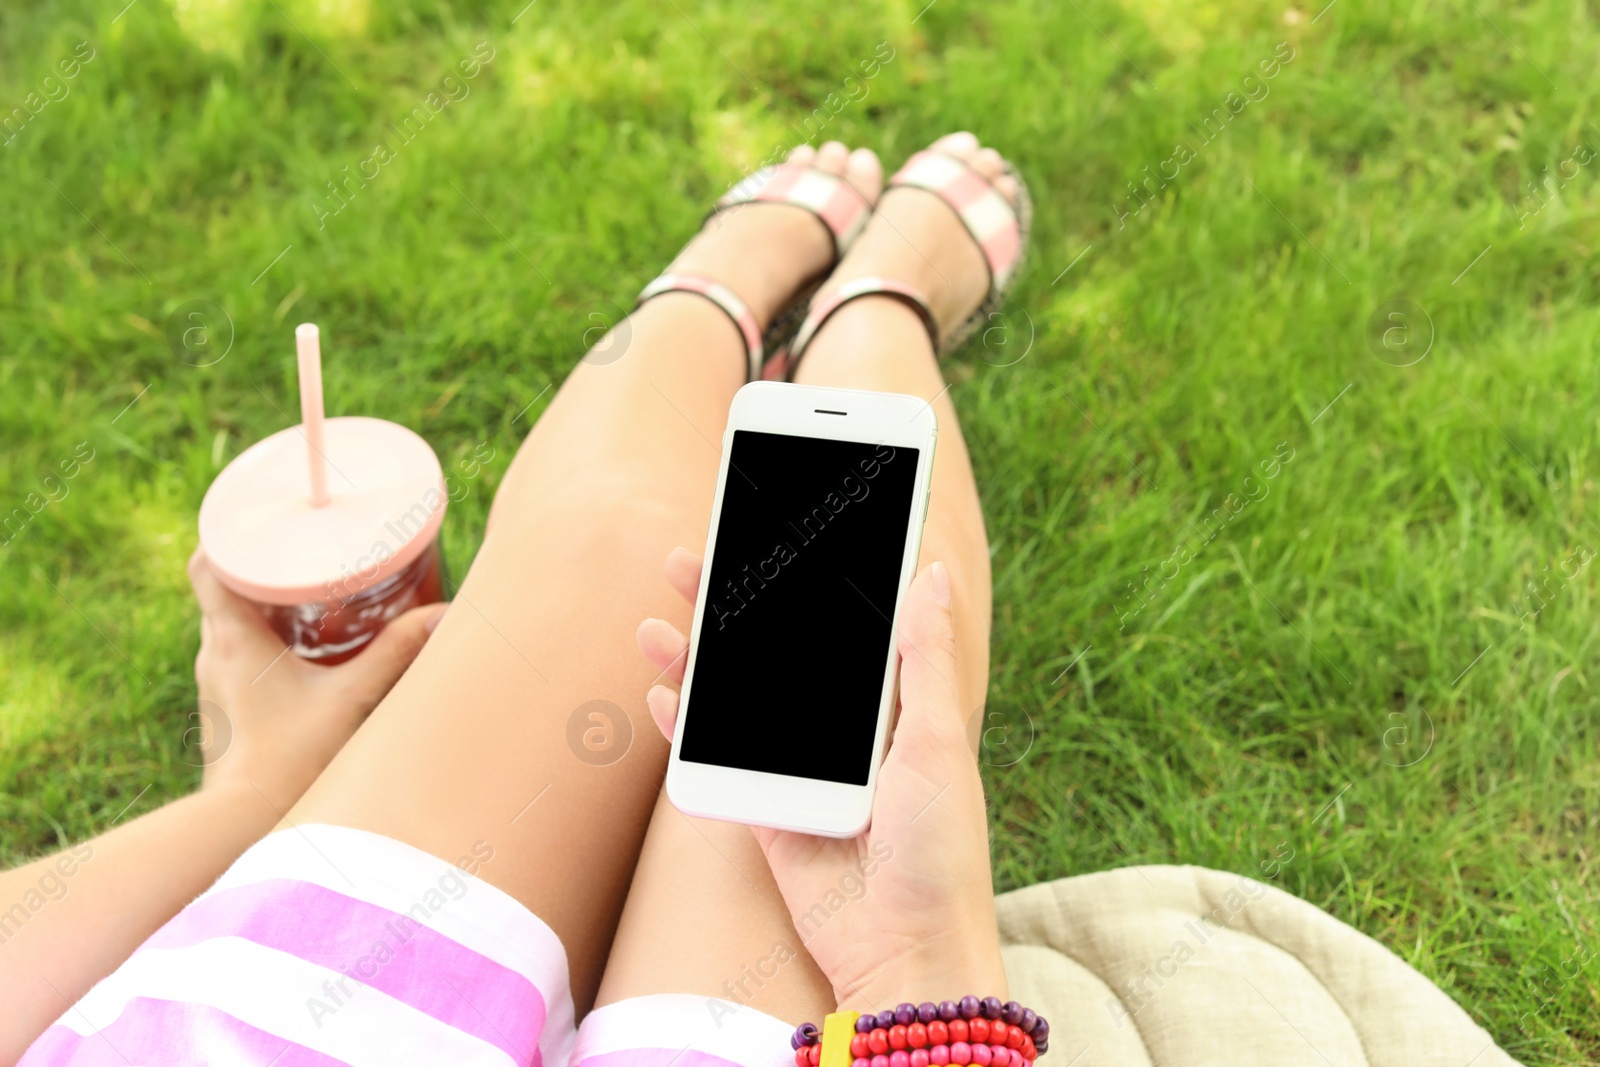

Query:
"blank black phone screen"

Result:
[[679, 430, 920, 786]]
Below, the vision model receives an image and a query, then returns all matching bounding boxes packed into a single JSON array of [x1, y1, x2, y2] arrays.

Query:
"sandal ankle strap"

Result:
[[636, 272, 764, 381], [783, 276, 940, 376]]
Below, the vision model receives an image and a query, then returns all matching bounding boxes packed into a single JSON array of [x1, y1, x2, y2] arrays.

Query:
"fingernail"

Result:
[[931, 561, 951, 608], [424, 604, 448, 634]]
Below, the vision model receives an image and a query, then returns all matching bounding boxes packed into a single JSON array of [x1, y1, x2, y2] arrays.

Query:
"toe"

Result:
[[787, 143, 817, 166], [973, 147, 1005, 180], [844, 146, 884, 205], [930, 131, 980, 159], [993, 173, 1020, 207], [815, 140, 850, 173]]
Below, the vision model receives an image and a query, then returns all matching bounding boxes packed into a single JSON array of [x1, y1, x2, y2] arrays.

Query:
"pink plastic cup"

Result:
[[198, 324, 448, 665]]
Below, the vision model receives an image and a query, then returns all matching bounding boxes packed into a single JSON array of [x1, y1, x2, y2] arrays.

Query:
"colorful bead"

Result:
[[950, 1042, 972, 1066], [908, 1022, 928, 1049], [889, 1026, 908, 1051], [948, 1020, 969, 1044], [851, 1034, 871, 1059], [853, 1060, 870, 1067], [969, 1018, 990, 1043], [971, 1044, 993, 1067], [896, 1003, 917, 1027], [938, 1001, 959, 1022], [1021, 1036, 1035, 1060], [928, 1021, 949, 1045], [890, 1052, 911, 1067], [1001, 1001, 1023, 1026], [929, 1045, 950, 1067], [1034, 1038, 1048, 1056], [871, 1056, 890, 1067], [918, 1002, 938, 1025], [1032, 1017, 1048, 1041], [910, 1050, 930, 1067], [1018, 1008, 1036, 1033], [794, 1051, 809, 1067], [990, 1021, 1008, 1044], [980, 996, 1002, 1020], [857, 1016, 877, 1035], [958, 996, 980, 1020], [868, 1029, 890, 1055], [1005, 1027, 1024, 1050], [809, 1046, 821, 1066]]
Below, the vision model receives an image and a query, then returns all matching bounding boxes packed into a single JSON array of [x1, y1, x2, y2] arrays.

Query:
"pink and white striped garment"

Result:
[[20, 824, 792, 1067]]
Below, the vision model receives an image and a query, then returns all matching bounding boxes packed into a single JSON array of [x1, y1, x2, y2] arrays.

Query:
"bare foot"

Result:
[[815, 131, 1021, 347], [668, 142, 884, 330]]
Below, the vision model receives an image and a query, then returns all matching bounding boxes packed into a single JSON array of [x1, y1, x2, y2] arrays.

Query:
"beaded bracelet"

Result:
[[791, 997, 1050, 1066]]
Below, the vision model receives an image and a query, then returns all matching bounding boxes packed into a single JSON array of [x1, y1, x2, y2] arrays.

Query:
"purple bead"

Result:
[[938, 1000, 959, 1022], [1019, 1007, 1036, 1032], [979, 996, 1002, 1020], [958, 995, 980, 1019], [918, 1002, 938, 1024], [1001, 1001, 1024, 1026], [880, 1011, 901, 1031], [1033, 1016, 1049, 1040], [792, 1032, 805, 1051], [1035, 1039, 1049, 1055], [856, 1015, 877, 1034], [895, 1003, 917, 1027]]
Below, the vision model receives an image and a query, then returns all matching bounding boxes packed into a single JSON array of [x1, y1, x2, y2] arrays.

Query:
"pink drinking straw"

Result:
[[296, 323, 331, 508]]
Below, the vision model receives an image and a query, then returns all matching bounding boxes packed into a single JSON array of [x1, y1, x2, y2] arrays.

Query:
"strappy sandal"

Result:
[[635, 161, 874, 382], [779, 148, 1033, 379]]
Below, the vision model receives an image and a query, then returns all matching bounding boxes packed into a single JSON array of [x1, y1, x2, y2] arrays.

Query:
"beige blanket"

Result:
[[996, 865, 1519, 1066]]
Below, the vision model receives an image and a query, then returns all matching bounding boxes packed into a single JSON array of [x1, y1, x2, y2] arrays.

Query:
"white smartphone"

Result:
[[665, 381, 938, 838]]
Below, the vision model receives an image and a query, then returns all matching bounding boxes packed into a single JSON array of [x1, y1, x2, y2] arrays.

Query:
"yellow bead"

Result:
[[820, 1011, 863, 1067]]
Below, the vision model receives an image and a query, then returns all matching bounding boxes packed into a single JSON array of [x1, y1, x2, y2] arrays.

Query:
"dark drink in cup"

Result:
[[253, 537, 445, 665]]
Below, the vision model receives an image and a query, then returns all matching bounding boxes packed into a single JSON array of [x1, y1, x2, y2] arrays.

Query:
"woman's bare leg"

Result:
[[286, 143, 883, 1013], [596, 133, 1016, 1024]]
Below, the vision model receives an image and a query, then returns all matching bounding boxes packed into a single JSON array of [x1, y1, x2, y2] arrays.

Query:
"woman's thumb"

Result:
[[894, 562, 963, 742], [342, 601, 448, 694]]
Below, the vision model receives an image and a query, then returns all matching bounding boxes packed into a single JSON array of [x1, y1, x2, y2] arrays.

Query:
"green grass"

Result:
[[2, 0, 1597, 1060]]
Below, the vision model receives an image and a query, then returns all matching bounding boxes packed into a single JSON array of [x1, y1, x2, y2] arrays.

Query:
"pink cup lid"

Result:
[[199, 416, 447, 605]]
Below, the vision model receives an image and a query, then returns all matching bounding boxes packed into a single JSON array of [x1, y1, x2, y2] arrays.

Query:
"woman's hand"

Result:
[[188, 550, 446, 810], [637, 548, 1007, 1012]]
